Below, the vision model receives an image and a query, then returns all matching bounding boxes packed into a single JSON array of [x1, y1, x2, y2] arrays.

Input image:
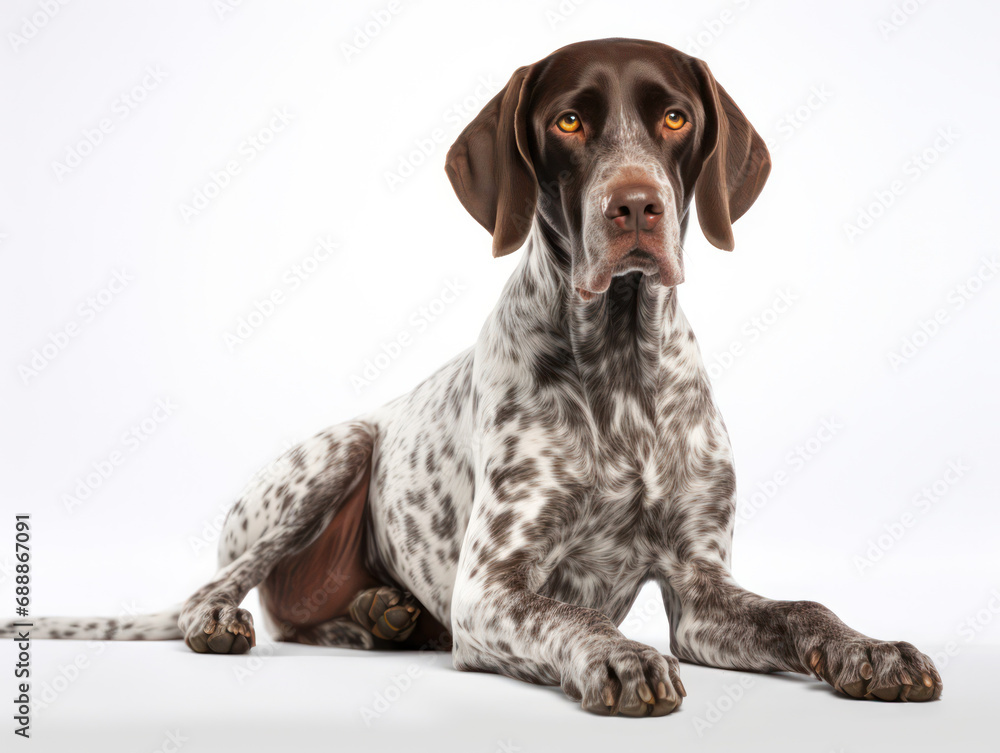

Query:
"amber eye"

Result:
[[664, 110, 686, 130], [557, 113, 582, 133]]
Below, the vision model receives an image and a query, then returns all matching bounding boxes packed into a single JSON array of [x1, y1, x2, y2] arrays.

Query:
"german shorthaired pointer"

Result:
[[9, 38, 941, 716]]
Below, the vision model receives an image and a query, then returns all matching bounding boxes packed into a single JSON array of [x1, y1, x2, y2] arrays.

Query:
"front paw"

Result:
[[806, 639, 941, 702], [566, 639, 686, 717]]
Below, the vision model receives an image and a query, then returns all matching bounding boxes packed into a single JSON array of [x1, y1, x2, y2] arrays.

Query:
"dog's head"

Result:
[[446, 38, 770, 300]]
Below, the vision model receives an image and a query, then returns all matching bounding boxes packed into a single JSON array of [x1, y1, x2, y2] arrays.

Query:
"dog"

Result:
[[7, 38, 941, 717]]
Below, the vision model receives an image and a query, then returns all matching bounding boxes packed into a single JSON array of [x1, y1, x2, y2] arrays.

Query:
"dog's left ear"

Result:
[[692, 59, 771, 252], [445, 65, 537, 258]]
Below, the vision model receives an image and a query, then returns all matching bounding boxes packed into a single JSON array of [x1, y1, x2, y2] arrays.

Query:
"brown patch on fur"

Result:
[[259, 461, 379, 637]]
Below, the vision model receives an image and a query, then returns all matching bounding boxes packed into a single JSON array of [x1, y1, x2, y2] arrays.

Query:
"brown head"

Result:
[[445, 38, 770, 301]]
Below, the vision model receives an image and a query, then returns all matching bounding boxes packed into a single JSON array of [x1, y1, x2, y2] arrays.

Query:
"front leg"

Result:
[[451, 480, 684, 716], [661, 556, 942, 701]]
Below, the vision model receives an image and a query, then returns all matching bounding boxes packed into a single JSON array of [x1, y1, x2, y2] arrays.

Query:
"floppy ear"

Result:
[[693, 59, 771, 251], [445, 66, 537, 258]]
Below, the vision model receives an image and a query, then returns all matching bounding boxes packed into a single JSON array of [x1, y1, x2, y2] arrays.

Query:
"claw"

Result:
[[602, 686, 616, 708], [675, 677, 687, 697], [638, 683, 654, 704], [656, 681, 668, 700], [807, 648, 824, 677], [922, 672, 934, 688], [841, 679, 867, 698], [860, 662, 873, 680], [872, 686, 900, 701]]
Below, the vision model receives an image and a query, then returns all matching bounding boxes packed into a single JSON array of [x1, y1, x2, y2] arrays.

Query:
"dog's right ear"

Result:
[[445, 66, 537, 258]]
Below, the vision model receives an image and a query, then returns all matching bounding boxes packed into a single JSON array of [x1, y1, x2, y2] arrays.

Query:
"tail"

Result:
[[1, 605, 183, 641]]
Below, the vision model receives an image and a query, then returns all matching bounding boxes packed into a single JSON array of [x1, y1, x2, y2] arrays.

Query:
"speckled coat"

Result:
[[8, 39, 941, 717]]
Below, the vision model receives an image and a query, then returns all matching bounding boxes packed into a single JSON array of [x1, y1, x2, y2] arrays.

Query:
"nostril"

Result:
[[604, 184, 666, 229]]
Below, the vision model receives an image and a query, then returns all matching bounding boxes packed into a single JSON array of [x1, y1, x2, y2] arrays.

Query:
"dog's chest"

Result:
[[531, 357, 714, 610], [533, 429, 671, 612], [536, 491, 658, 614]]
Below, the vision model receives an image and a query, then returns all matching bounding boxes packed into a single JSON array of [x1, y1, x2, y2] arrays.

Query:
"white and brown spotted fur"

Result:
[[5, 39, 941, 716]]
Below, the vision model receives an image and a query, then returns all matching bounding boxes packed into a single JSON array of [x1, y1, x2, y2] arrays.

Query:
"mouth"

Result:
[[625, 247, 657, 265], [575, 245, 684, 301]]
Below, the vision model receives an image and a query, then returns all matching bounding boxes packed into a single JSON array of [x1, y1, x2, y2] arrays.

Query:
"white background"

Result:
[[1, 0, 998, 751]]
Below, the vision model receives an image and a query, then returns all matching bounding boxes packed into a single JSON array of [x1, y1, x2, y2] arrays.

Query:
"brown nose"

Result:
[[603, 185, 665, 232]]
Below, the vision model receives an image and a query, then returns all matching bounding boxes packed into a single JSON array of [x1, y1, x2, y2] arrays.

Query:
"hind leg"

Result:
[[180, 421, 374, 654], [284, 587, 439, 649], [349, 586, 421, 642], [182, 600, 256, 654]]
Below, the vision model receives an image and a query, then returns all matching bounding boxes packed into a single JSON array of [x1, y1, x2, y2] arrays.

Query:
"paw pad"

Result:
[[349, 586, 420, 642]]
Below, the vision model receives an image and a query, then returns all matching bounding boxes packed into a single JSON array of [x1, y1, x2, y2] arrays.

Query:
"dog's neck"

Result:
[[500, 220, 691, 423]]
